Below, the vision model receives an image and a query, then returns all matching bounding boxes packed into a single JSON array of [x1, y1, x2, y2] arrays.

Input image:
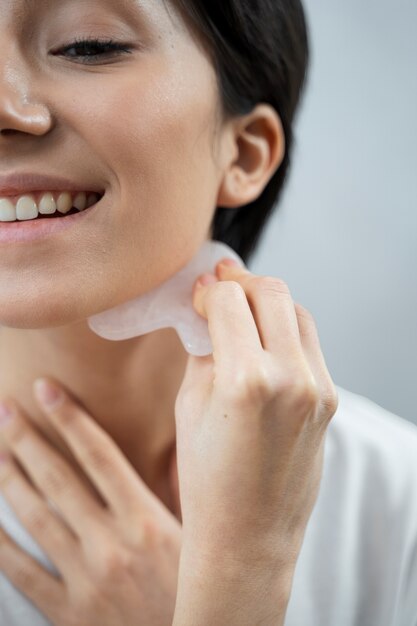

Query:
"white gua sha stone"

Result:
[[87, 240, 246, 356]]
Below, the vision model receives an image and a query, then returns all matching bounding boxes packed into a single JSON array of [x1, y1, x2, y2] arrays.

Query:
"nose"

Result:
[[0, 96, 53, 137], [0, 42, 53, 138]]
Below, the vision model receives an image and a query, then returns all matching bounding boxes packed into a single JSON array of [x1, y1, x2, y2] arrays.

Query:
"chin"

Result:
[[0, 296, 91, 330]]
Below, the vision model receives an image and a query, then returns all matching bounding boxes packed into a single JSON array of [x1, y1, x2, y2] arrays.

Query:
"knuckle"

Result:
[[224, 363, 278, 407], [14, 564, 36, 592], [97, 546, 133, 582], [52, 402, 77, 427], [278, 370, 319, 413], [203, 280, 246, 311], [253, 276, 291, 297], [41, 466, 70, 498], [137, 515, 160, 548], [213, 280, 244, 298], [294, 302, 315, 324], [294, 303, 317, 338], [6, 421, 27, 447], [86, 445, 113, 474], [126, 513, 159, 553], [320, 384, 339, 420], [26, 505, 49, 536]]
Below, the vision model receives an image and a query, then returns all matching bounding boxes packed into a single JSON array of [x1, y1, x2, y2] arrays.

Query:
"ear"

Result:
[[216, 103, 286, 208]]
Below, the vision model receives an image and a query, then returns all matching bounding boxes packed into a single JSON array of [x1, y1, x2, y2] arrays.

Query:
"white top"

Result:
[[1, 385, 417, 626]]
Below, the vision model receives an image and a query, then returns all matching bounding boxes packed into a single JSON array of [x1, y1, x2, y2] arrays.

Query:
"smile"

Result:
[[0, 191, 103, 222], [0, 191, 106, 245]]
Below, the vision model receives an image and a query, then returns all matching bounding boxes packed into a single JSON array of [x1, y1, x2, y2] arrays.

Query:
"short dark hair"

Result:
[[170, 0, 310, 264]]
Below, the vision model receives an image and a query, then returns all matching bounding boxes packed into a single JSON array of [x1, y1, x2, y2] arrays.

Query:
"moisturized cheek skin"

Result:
[[88, 240, 245, 356]]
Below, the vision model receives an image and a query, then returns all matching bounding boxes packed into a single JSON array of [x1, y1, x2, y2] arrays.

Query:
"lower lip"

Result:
[[0, 198, 103, 244]]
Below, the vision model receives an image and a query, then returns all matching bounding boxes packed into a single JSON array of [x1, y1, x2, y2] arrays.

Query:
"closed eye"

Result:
[[53, 37, 133, 64]]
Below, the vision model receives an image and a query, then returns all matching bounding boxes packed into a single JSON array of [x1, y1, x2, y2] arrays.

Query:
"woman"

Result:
[[0, 1, 416, 625]]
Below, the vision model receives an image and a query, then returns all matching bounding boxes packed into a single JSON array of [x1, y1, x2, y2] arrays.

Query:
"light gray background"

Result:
[[250, 0, 417, 424]]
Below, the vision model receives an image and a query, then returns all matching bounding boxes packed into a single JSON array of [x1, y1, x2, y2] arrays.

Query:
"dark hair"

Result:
[[170, 0, 310, 265]]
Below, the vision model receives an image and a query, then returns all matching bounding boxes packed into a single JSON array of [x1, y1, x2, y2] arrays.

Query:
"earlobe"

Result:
[[216, 103, 285, 209]]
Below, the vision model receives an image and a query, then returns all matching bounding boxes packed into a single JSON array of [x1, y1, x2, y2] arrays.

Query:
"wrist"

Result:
[[173, 548, 295, 626]]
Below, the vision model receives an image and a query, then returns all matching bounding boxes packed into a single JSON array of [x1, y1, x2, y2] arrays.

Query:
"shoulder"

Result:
[[285, 386, 417, 626], [328, 385, 417, 505], [331, 384, 417, 451]]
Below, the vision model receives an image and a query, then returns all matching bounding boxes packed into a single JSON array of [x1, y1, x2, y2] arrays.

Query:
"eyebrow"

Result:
[[18, 0, 151, 28], [21, 0, 147, 15]]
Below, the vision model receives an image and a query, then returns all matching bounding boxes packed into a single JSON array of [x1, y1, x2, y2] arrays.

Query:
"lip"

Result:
[[0, 195, 104, 244], [0, 172, 105, 197]]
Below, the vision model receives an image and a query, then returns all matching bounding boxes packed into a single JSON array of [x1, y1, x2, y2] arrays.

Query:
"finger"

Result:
[[0, 403, 107, 538], [0, 524, 64, 621], [192, 271, 264, 370], [32, 378, 158, 518], [214, 260, 305, 362], [293, 303, 339, 418], [214, 262, 338, 416], [0, 452, 78, 578]]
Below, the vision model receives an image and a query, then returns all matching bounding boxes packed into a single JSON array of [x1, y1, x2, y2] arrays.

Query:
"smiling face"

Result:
[[0, 0, 227, 328]]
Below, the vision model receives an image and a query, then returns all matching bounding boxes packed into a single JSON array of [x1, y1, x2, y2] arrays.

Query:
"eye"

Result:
[[54, 37, 133, 64]]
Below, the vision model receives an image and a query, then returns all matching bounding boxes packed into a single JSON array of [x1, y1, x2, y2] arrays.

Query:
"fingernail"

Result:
[[218, 258, 240, 268], [196, 273, 217, 288], [34, 379, 63, 408], [0, 401, 13, 424]]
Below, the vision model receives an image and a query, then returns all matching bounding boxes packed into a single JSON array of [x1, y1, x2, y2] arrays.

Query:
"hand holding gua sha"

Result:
[[87, 240, 246, 356]]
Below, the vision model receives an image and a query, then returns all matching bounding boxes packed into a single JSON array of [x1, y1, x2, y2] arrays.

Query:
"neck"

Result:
[[0, 321, 187, 517]]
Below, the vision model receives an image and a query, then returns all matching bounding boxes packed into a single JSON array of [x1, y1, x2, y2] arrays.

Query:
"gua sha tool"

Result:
[[87, 240, 246, 356]]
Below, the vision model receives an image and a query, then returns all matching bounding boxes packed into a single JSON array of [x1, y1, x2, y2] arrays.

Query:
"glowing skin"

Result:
[[0, 0, 285, 515]]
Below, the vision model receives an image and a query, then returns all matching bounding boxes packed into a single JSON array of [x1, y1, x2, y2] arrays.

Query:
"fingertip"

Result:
[[33, 378, 64, 410], [192, 285, 206, 319], [216, 257, 240, 271], [216, 259, 249, 279], [197, 273, 218, 287], [192, 274, 217, 319]]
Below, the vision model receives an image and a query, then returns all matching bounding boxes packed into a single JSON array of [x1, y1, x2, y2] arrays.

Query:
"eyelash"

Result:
[[57, 37, 133, 64]]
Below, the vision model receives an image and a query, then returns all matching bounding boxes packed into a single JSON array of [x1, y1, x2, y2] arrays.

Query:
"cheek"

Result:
[[105, 69, 216, 213], [0, 59, 220, 329], [75, 67, 218, 294]]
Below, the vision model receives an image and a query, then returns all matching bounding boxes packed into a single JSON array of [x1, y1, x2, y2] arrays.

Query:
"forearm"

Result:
[[172, 550, 294, 626]]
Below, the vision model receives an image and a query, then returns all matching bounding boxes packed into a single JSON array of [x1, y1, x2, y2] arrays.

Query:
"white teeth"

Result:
[[0, 190, 101, 222], [73, 192, 87, 212], [38, 192, 56, 215], [16, 196, 38, 221], [0, 198, 16, 222], [56, 192, 72, 215]]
